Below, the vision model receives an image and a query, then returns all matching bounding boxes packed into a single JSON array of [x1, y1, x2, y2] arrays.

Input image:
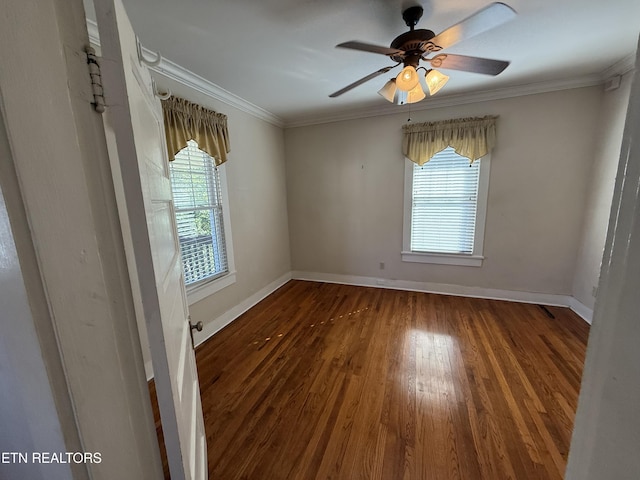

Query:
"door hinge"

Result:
[[85, 46, 106, 113]]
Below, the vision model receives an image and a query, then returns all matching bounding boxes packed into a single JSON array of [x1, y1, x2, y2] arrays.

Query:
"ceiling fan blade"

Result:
[[336, 41, 405, 57], [329, 65, 397, 97], [427, 53, 510, 76], [424, 2, 516, 53]]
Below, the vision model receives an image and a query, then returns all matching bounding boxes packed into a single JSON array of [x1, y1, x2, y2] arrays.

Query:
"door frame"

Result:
[[565, 40, 640, 479], [0, 0, 163, 477]]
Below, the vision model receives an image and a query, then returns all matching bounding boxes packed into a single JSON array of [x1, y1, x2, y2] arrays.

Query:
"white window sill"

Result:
[[401, 251, 484, 267], [186, 271, 236, 305]]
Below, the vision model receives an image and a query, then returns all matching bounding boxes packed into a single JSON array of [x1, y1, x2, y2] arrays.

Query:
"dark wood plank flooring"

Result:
[[154, 280, 590, 479]]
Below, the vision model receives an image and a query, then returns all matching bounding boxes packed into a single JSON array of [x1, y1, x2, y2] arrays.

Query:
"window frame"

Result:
[[169, 145, 235, 305], [401, 151, 491, 267]]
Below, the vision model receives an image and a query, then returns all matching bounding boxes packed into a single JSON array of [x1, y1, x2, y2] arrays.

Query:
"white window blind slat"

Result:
[[170, 140, 229, 286], [410, 147, 481, 255]]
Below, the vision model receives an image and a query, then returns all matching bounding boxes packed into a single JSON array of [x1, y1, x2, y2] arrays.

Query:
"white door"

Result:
[[94, 0, 207, 479]]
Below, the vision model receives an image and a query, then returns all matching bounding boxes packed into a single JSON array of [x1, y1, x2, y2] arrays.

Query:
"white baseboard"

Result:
[[145, 360, 153, 381], [145, 272, 292, 380], [194, 271, 292, 348], [292, 270, 595, 324], [145, 270, 592, 380], [568, 297, 594, 324], [292, 270, 573, 306]]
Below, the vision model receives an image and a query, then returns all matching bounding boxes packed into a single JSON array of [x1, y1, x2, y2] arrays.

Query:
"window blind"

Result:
[[410, 147, 480, 254], [170, 140, 228, 286]]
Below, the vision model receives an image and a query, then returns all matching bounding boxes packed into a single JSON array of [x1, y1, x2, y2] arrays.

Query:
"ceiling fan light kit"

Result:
[[407, 82, 427, 103], [377, 78, 397, 102], [330, 2, 517, 105], [377, 67, 450, 105], [425, 69, 449, 96], [396, 65, 420, 91], [377, 79, 408, 105]]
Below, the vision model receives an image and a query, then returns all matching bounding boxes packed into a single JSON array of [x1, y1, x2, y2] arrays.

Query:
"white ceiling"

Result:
[[91, 0, 640, 125]]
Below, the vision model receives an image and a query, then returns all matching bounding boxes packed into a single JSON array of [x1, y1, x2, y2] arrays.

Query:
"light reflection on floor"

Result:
[[412, 329, 459, 408]]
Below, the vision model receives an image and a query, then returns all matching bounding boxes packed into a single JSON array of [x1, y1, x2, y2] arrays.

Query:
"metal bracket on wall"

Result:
[[85, 46, 106, 113]]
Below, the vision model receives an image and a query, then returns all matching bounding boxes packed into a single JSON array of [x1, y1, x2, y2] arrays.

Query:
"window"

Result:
[[402, 147, 490, 266], [170, 140, 235, 301]]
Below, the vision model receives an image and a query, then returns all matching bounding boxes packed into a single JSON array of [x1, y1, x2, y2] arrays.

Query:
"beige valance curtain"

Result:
[[162, 96, 231, 165], [402, 115, 497, 165]]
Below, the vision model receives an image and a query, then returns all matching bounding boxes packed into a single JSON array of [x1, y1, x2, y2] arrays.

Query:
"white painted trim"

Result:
[[187, 271, 236, 305], [145, 271, 292, 379], [401, 251, 484, 266], [5, 1, 163, 475], [183, 161, 238, 306], [218, 163, 235, 276], [144, 268, 592, 379], [293, 270, 596, 325], [402, 157, 413, 253], [292, 270, 572, 307], [568, 297, 594, 324], [193, 272, 292, 348], [85, 19, 285, 127], [150, 56, 284, 127], [601, 53, 636, 81], [285, 75, 605, 128], [402, 154, 490, 267], [144, 359, 153, 381], [87, 18, 634, 131]]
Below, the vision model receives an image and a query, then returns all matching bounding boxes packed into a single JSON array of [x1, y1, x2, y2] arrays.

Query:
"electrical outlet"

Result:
[[379, 262, 385, 270], [592, 286, 598, 297]]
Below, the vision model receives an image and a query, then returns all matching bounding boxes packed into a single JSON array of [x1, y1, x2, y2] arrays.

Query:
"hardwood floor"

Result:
[[154, 280, 590, 479]]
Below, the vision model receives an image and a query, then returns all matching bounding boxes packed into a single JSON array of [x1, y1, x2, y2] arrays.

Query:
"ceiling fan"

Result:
[[329, 2, 517, 104]]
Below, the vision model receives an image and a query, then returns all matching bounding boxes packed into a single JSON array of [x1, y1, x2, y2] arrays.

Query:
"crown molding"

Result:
[[601, 53, 636, 80], [284, 53, 636, 128], [85, 19, 284, 127], [86, 19, 636, 131], [149, 56, 284, 127], [284, 74, 604, 128]]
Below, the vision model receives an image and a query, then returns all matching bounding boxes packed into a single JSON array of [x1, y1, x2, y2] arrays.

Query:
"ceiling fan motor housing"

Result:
[[390, 29, 435, 64], [402, 5, 424, 28]]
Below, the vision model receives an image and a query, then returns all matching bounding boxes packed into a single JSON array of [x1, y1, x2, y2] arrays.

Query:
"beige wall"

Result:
[[285, 87, 602, 296], [572, 73, 632, 310], [156, 77, 291, 329]]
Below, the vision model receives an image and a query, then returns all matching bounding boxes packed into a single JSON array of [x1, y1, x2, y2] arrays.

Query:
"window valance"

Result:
[[402, 115, 497, 165], [162, 96, 231, 165]]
